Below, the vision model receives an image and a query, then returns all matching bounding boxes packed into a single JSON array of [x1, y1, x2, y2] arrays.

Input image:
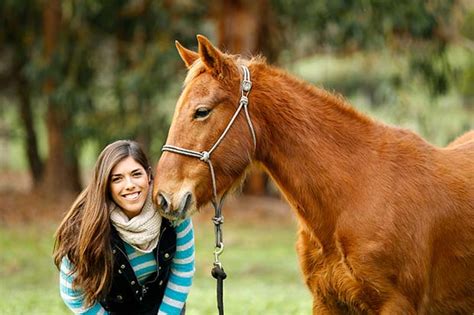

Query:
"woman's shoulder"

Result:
[[174, 218, 193, 235]]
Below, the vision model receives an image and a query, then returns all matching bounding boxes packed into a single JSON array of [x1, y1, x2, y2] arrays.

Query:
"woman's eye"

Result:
[[194, 107, 211, 119]]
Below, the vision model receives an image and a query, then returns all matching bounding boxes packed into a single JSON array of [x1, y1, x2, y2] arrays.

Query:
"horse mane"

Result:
[[256, 59, 376, 126], [186, 53, 376, 135]]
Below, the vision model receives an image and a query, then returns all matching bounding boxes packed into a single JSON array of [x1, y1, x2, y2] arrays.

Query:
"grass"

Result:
[[0, 219, 311, 315]]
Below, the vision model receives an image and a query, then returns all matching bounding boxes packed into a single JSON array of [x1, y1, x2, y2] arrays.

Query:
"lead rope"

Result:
[[162, 65, 254, 315], [211, 196, 226, 315]]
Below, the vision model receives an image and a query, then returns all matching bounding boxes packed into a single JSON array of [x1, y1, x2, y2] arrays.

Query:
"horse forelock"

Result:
[[183, 60, 206, 87]]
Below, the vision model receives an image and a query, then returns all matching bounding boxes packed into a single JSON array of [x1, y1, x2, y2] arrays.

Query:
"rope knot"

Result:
[[212, 215, 224, 225], [240, 95, 248, 106], [200, 151, 210, 162], [211, 265, 227, 280]]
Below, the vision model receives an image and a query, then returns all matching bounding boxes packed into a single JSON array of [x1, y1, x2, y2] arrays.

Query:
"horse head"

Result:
[[153, 35, 256, 220]]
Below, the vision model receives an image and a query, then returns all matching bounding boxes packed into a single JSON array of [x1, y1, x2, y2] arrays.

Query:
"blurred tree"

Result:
[[81, 0, 209, 155], [0, 0, 44, 187], [40, 0, 82, 193], [212, 0, 281, 62], [1, 0, 208, 193]]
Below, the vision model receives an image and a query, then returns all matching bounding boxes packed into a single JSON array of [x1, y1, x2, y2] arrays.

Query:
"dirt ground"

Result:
[[0, 171, 295, 226]]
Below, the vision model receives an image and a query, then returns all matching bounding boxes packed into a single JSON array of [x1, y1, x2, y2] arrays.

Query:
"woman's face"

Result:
[[109, 156, 150, 219]]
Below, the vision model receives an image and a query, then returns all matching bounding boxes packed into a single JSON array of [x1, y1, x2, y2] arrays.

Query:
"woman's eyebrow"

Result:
[[111, 168, 143, 177]]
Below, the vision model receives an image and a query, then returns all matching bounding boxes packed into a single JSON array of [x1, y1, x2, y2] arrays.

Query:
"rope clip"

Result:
[[213, 242, 225, 267]]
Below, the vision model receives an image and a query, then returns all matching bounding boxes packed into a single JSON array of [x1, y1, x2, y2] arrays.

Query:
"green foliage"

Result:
[[460, 61, 474, 100], [461, 9, 474, 41], [1, 0, 210, 171], [273, 0, 452, 50], [273, 0, 464, 97]]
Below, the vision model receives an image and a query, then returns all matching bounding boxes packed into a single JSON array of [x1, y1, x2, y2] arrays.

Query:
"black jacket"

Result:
[[100, 218, 177, 315]]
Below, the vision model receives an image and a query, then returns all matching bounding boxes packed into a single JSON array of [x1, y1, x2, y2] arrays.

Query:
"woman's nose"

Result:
[[124, 176, 135, 189]]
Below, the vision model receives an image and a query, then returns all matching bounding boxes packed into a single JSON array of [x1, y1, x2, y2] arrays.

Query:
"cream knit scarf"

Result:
[[109, 188, 162, 253]]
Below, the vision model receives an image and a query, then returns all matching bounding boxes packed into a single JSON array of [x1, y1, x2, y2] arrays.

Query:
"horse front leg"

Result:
[[312, 293, 346, 315], [296, 228, 343, 314], [379, 293, 416, 315]]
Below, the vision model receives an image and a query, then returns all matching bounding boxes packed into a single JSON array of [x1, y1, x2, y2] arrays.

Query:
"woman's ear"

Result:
[[148, 166, 153, 183]]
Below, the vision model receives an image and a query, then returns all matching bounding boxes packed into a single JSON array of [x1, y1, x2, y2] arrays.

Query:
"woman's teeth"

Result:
[[123, 192, 140, 200]]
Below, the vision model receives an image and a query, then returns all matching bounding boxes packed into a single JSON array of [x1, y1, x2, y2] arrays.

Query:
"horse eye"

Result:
[[194, 107, 211, 119]]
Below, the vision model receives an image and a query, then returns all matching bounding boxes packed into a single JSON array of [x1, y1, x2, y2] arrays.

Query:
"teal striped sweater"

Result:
[[59, 219, 195, 315]]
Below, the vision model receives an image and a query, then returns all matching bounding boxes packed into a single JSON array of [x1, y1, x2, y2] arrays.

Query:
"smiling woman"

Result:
[[53, 140, 195, 315]]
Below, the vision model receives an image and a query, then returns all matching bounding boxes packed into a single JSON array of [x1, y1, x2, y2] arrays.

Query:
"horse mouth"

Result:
[[159, 204, 198, 222]]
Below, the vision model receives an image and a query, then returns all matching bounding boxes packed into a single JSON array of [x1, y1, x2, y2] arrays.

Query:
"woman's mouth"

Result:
[[122, 191, 141, 200]]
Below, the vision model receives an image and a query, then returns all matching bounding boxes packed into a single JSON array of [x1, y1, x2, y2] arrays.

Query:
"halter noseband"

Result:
[[162, 65, 256, 204]]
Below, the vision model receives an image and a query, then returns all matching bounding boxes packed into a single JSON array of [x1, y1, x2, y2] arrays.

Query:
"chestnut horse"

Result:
[[153, 35, 474, 314]]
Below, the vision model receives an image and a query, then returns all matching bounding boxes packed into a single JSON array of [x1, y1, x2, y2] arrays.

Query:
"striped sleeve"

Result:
[[59, 257, 109, 315], [158, 218, 195, 315]]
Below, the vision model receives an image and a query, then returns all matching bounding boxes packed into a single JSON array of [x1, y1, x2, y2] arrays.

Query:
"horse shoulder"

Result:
[[334, 208, 434, 306]]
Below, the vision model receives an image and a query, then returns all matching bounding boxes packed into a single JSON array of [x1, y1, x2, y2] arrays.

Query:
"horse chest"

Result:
[[297, 231, 382, 314]]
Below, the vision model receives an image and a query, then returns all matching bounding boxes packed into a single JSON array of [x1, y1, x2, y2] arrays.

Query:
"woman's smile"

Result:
[[122, 191, 141, 200]]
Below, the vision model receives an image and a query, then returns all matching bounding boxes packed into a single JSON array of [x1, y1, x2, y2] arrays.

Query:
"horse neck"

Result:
[[250, 64, 379, 248]]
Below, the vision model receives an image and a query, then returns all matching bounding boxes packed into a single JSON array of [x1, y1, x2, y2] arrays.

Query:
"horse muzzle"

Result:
[[155, 190, 194, 220]]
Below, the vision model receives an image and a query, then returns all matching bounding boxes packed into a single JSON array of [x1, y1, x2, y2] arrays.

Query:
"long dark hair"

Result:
[[53, 140, 151, 306]]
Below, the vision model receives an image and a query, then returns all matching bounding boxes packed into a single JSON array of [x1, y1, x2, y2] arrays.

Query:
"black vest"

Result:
[[100, 218, 177, 315]]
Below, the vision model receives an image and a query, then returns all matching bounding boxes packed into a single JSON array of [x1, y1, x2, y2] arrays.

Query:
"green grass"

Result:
[[0, 224, 66, 314], [0, 220, 311, 315]]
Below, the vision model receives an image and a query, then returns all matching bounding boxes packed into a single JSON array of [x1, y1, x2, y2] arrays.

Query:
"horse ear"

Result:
[[175, 40, 199, 69], [196, 34, 228, 76]]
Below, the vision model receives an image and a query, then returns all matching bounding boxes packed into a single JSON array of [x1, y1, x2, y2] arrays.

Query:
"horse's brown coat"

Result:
[[154, 35, 474, 314]]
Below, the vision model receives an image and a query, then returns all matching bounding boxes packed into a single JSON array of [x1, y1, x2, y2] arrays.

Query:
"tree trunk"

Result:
[[40, 0, 81, 194], [214, 0, 280, 62], [213, 0, 281, 195], [16, 57, 43, 187]]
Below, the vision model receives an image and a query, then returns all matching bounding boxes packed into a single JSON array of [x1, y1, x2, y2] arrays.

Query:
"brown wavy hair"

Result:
[[53, 140, 151, 306]]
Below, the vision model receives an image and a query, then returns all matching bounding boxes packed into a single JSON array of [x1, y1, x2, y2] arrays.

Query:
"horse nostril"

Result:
[[179, 192, 193, 215], [158, 193, 170, 213]]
